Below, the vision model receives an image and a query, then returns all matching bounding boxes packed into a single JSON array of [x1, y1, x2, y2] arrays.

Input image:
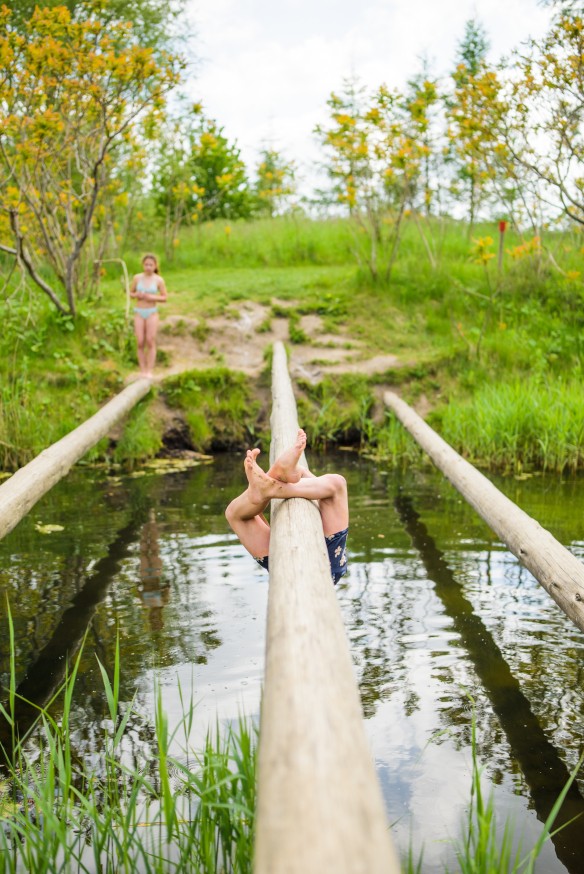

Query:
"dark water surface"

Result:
[[1, 453, 583, 872]]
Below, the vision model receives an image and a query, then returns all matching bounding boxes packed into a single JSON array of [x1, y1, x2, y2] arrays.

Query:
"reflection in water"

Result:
[[0, 510, 147, 758], [137, 509, 170, 631], [394, 492, 584, 874], [0, 457, 583, 872]]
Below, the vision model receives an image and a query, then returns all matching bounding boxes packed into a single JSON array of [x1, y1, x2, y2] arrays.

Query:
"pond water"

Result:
[[0, 453, 583, 872]]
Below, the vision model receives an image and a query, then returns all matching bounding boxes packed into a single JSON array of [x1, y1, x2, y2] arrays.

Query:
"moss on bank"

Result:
[[161, 367, 262, 452]]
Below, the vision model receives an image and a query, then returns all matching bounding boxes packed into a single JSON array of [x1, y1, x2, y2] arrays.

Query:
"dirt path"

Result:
[[154, 300, 402, 385]]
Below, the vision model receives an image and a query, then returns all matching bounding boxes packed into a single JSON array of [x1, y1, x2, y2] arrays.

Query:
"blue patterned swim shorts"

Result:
[[255, 527, 349, 585]]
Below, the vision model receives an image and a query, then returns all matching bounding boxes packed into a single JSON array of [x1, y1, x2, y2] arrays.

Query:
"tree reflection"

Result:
[[394, 492, 584, 873]]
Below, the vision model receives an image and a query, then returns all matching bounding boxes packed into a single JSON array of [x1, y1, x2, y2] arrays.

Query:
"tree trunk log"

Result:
[[384, 390, 584, 633], [0, 378, 152, 542], [254, 342, 399, 874]]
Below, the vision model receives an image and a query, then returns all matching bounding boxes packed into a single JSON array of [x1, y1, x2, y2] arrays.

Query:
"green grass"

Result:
[[448, 706, 584, 874], [0, 620, 256, 874], [162, 367, 262, 451], [435, 379, 584, 473], [113, 396, 165, 469], [3, 214, 584, 471]]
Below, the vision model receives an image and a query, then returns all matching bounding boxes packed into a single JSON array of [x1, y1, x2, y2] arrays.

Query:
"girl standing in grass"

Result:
[[130, 253, 168, 377]]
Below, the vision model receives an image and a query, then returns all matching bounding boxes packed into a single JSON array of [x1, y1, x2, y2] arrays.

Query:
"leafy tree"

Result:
[[151, 105, 252, 246], [151, 103, 205, 259], [314, 76, 368, 216], [253, 148, 296, 216], [446, 19, 499, 232], [500, 11, 584, 228], [403, 64, 440, 216], [316, 79, 431, 280], [188, 117, 252, 222], [6, 0, 188, 49], [457, 18, 490, 76], [0, 5, 182, 314]]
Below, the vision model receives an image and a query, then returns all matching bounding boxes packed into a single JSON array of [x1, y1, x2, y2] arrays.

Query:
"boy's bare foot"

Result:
[[268, 429, 307, 483], [244, 453, 283, 504]]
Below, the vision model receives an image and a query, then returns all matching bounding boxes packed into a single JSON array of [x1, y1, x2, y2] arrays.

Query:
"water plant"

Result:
[[450, 706, 584, 874], [0, 621, 256, 874], [436, 379, 584, 473]]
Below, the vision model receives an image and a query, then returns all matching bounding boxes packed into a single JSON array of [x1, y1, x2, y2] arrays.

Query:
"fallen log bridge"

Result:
[[384, 390, 584, 634], [254, 342, 400, 874], [0, 378, 152, 543]]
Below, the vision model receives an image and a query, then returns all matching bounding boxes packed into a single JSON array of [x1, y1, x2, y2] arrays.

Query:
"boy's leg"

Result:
[[247, 454, 348, 537], [225, 450, 272, 558], [266, 429, 306, 483], [284, 473, 348, 536]]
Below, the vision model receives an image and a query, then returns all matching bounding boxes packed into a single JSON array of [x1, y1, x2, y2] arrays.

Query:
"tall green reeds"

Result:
[[437, 379, 584, 472], [451, 709, 584, 874], [0, 622, 256, 873], [1, 608, 581, 872]]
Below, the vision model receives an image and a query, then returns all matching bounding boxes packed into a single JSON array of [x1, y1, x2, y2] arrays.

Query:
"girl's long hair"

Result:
[[142, 253, 160, 274]]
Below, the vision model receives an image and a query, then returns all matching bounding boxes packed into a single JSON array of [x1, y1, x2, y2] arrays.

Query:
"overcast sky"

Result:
[[185, 0, 555, 186]]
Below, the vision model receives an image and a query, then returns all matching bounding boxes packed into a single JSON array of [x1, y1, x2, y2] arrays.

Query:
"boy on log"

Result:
[[225, 429, 349, 584]]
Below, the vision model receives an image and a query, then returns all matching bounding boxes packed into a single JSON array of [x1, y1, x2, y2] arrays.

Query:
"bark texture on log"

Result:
[[0, 378, 152, 542], [254, 343, 399, 874], [384, 390, 584, 634]]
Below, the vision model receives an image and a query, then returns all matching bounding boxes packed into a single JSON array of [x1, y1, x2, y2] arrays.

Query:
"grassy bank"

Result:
[[1, 215, 583, 472]]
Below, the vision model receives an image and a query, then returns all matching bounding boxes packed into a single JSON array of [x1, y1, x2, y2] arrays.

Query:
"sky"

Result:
[[185, 0, 555, 189]]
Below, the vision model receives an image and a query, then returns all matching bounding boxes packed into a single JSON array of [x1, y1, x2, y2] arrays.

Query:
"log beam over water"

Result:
[[0, 378, 151, 542], [384, 390, 584, 634], [254, 342, 399, 874]]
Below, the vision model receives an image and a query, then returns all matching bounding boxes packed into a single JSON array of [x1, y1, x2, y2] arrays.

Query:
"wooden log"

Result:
[[254, 342, 400, 874], [384, 390, 584, 634], [0, 378, 152, 542]]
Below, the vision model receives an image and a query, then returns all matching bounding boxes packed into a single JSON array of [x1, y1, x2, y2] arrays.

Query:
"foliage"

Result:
[[151, 102, 206, 259], [188, 115, 252, 222], [315, 75, 440, 282], [297, 373, 376, 449], [0, 5, 182, 314], [500, 12, 584, 228], [151, 105, 253, 255], [2, 216, 584, 472], [452, 705, 584, 874], [435, 379, 584, 473], [162, 368, 260, 451], [445, 19, 503, 231], [5, 0, 189, 49], [113, 396, 165, 469], [253, 148, 296, 217], [0, 624, 257, 873], [403, 60, 441, 217]]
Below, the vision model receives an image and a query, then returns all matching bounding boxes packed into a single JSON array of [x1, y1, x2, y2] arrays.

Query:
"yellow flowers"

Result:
[[471, 236, 495, 265], [0, 4, 182, 313], [506, 236, 541, 260]]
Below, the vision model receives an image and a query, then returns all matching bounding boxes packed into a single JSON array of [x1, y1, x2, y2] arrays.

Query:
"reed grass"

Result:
[[112, 396, 165, 469], [162, 367, 260, 452], [0, 612, 581, 872], [436, 379, 584, 473], [0, 619, 256, 874], [450, 708, 584, 874]]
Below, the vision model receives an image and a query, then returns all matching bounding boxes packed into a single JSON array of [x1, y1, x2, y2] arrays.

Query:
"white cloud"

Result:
[[185, 0, 555, 185]]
